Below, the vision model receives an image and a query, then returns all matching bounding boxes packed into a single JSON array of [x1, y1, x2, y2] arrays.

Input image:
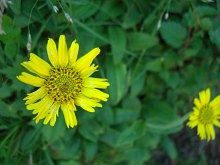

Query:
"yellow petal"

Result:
[[17, 72, 45, 87], [194, 98, 202, 109], [191, 107, 200, 117], [21, 53, 51, 77], [61, 103, 70, 128], [33, 104, 50, 117], [61, 102, 77, 128], [75, 95, 102, 112], [206, 124, 215, 141], [214, 120, 220, 127], [187, 120, 198, 128], [24, 87, 46, 104], [21, 62, 39, 76], [199, 90, 207, 105], [197, 124, 206, 140], [47, 38, 58, 66], [80, 64, 98, 78], [82, 88, 109, 101], [205, 88, 211, 103], [210, 95, 220, 108], [50, 112, 57, 126], [33, 97, 53, 123], [43, 114, 52, 125], [213, 108, 220, 115], [75, 99, 95, 112], [83, 77, 110, 89], [27, 96, 49, 111], [69, 107, 77, 127], [58, 35, 68, 67], [75, 47, 100, 71], [43, 103, 60, 126], [69, 40, 79, 65], [29, 53, 51, 73], [50, 103, 60, 126], [189, 113, 198, 120]]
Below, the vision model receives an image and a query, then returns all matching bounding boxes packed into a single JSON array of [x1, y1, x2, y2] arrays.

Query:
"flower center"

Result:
[[44, 67, 83, 103], [199, 105, 214, 125]]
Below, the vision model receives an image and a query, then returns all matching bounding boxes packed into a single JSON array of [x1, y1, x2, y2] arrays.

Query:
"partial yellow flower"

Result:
[[17, 35, 110, 128], [187, 88, 220, 141]]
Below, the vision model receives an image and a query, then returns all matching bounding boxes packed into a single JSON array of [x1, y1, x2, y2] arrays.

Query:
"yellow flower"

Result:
[[17, 35, 109, 128], [187, 88, 220, 141]]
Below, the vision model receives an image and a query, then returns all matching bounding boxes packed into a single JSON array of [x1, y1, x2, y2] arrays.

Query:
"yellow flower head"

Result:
[[17, 35, 110, 128], [187, 88, 220, 141]]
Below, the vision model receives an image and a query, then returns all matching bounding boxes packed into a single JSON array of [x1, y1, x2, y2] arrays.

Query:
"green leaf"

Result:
[[108, 26, 126, 63], [0, 16, 21, 44], [96, 105, 114, 125], [159, 71, 181, 89], [77, 31, 96, 54], [123, 148, 150, 165], [49, 137, 80, 160], [13, 15, 30, 28], [20, 127, 41, 152], [116, 121, 146, 146], [195, 6, 217, 17], [79, 121, 104, 142], [145, 58, 163, 72], [209, 25, 220, 50], [97, 0, 125, 20], [161, 136, 178, 160], [218, 0, 220, 12], [43, 147, 54, 165], [130, 73, 145, 97], [127, 32, 158, 51], [130, 62, 146, 97], [200, 17, 212, 31], [0, 100, 16, 117], [0, 86, 12, 98], [4, 43, 17, 60], [183, 11, 197, 28], [0, 126, 19, 156], [124, 147, 151, 165], [42, 114, 67, 143], [162, 51, 179, 69], [59, 160, 80, 165], [9, 0, 21, 15], [100, 128, 120, 147], [115, 97, 141, 124], [160, 21, 187, 48], [106, 56, 127, 105], [70, 2, 100, 19], [122, 5, 143, 29], [84, 141, 97, 162], [115, 108, 140, 124], [122, 96, 141, 111], [182, 36, 203, 60], [137, 131, 160, 149], [144, 101, 185, 134]]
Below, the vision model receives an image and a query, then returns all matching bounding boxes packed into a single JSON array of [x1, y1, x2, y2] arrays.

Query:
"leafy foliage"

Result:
[[0, 0, 220, 164]]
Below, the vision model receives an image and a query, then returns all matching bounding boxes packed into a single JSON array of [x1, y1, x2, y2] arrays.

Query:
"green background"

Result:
[[0, 0, 220, 164]]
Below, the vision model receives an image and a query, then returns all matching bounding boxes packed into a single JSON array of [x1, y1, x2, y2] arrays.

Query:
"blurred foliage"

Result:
[[0, 0, 220, 164]]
